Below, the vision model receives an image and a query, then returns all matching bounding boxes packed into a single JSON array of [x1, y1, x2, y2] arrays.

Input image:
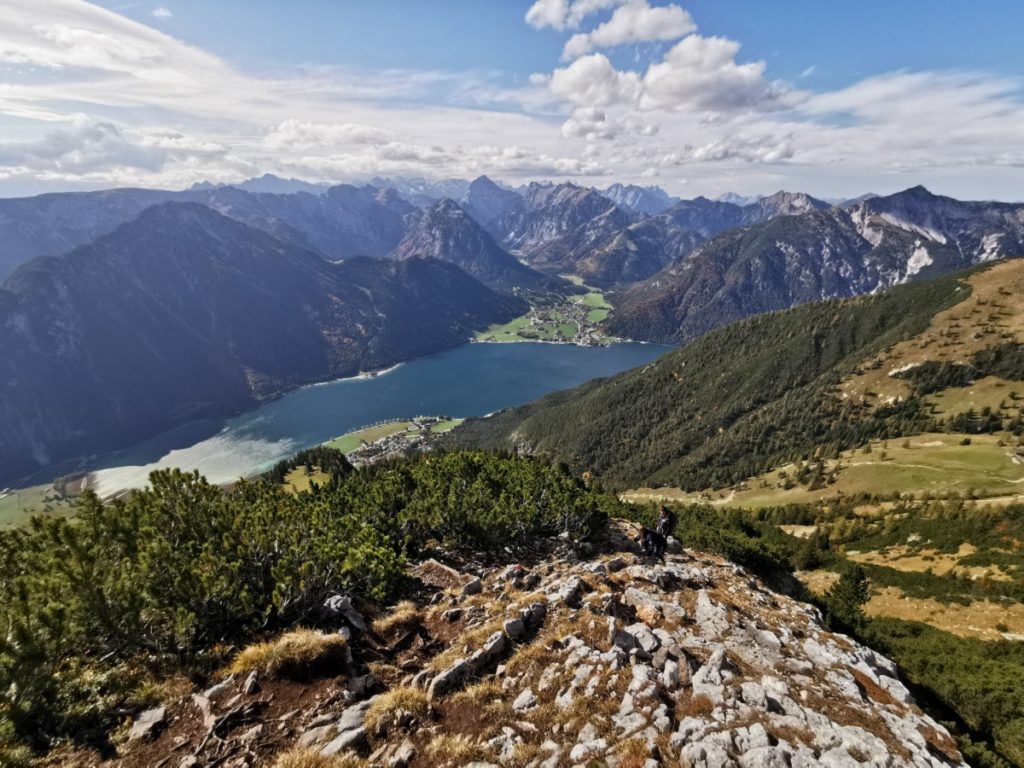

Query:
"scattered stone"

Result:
[[548, 575, 584, 607], [512, 688, 538, 713], [241, 671, 259, 695], [321, 594, 368, 633], [202, 676, 235, 701], [128, 706, 166, 742], [462, 577, 483, 596], [427, 659, 471, 701], [389, 738, 417, 768], [504, 617, 526, 641]]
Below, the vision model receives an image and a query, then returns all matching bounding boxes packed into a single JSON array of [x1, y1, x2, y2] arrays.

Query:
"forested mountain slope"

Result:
[[0, 203, 522, 482], [448, 265, 1000, 490]]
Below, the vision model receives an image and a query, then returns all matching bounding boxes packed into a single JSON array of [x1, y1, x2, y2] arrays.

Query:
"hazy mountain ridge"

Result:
[[0, 182, 416, 280], [0, 203, 523, 482]]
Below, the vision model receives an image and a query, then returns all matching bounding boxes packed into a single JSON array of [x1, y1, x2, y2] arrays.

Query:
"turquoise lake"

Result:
[[80, 341, 670, 494]]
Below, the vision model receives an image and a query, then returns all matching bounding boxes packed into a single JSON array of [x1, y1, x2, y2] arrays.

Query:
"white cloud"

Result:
[[263, 120, 393, 151], [562, 1, 695, 60], [640, 35, 796, 112], [544, 53, 643, 108], [525, 0, 623, 31], [152, 6, 172, 20], [0, 0, 1022, 200]]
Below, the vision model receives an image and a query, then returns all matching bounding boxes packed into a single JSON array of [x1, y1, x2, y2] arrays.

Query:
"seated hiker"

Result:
[[637, 526, 667, 559], [657, 504, 677, 540]]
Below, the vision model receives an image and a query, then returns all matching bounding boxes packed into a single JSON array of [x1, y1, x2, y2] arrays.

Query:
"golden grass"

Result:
[[847, 542, 1014, 581], [271, 747, 364, 768], [371, 601, 421, 636], [841, 260, 1024, 406], [865, 586, 1024, 640], [615, 737, 653, 768], [447, 679, 505, 714], [228, 629, 347, 677], [424, 733, 490, 766], [365, 686, 429, 735]]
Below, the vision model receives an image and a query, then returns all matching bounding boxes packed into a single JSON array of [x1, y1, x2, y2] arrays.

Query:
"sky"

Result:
[[1, 0, 1023, 200]]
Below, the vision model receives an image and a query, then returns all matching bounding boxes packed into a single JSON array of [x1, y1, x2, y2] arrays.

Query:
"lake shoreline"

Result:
[[4, 339, 672, 518]]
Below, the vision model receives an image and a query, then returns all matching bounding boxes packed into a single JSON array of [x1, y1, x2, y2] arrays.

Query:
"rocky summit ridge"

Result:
[[117, 522, 964, 768]]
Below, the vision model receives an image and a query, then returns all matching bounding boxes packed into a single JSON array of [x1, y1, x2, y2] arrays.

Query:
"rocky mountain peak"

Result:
[[752, 190, 832, 217], [117, 520, 965, 767]]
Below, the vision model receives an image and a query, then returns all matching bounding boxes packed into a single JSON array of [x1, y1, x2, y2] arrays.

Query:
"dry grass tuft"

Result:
[[682, 693, 715, 718], [271, 747, 364, 768], [372, 601, 421, 636], [424, 733, 490, 766], [228, 629, 347, 677], [365, 686, 429, 734], [615, 737, 653, 768], [448, 679, 505, 712]]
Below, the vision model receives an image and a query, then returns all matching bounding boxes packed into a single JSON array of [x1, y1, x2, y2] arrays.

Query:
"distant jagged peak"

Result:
[[715, 191, 756, 206], [752, 189, 832, 214], [601, 182, 678, 215]]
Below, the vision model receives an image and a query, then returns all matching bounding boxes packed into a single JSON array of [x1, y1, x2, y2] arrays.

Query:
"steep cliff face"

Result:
[[114, 522, 966, 768]]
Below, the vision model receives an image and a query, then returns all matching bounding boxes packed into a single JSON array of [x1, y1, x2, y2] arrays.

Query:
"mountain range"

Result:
[[609, 186, 1024, 343], [0, 203, 523, 482], [3, 175, 1023, 483]]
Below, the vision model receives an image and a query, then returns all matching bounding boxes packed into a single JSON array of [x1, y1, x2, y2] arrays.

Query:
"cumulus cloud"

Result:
[[561, 106, 656, 140], [152, 7, 172, 20], [0, 0, 1023, 199], [562, 1, 695, 60], [640, 35, 796, 111], [545, 53, 643, 107], [525, 0, 623, 31], [0, 121, 167, 173]]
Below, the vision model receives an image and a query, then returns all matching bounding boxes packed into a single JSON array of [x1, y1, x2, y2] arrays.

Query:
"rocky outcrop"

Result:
[[116, 523, 966, 768]]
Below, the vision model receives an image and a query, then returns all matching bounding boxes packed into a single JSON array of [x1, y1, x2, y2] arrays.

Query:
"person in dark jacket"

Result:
[[657, 505, 677, 539], [637, 526, 667, 559]]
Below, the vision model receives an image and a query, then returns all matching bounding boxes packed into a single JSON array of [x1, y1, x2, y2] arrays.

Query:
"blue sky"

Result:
[[2, 0, 1024, 199], [99, 1, 1024, 90]]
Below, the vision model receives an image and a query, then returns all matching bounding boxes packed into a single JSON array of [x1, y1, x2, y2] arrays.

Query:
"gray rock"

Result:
[[462, 577, 483, 596], [202, 675, 235, 701], [427, 659, 471, 701], [548, 575, 584, 607], [504, 617, 526, 641], [512, 688, 538, 713], [521, 601, 547, 628], [297, 724, 333, 748], [242, 670, 259, 695], [336, 697, 375, 734], [739, 746, 792, 768], [389, 738, 417, 768], [128, 706, 166, 742], [321, 725, 366, 756], [624, 622, 661, 653], [322, 594, 368, 633], [662, 659, 681, 691]]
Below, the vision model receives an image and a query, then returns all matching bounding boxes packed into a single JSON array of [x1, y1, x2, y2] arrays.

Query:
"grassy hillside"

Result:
[[449, 262, 1024, 498], [448, 266, 973, 490]]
